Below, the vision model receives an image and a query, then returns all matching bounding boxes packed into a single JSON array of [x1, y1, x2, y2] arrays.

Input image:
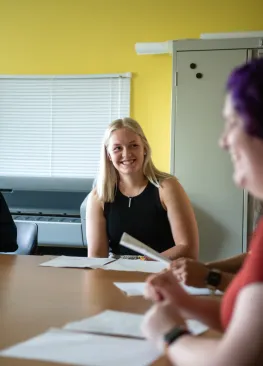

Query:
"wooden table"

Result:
[[0, 255, 220, 366]]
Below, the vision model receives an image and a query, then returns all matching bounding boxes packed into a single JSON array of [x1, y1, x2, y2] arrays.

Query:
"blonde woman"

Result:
[[86, 118, 198, 260]]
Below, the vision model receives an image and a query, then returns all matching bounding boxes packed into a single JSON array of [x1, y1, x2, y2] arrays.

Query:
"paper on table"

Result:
[[102, 259, 132, 272], [40, 256, 114, 269], [181, 284, 223, 296], [64, 310, 208, 338], [0, 328, 161, 366], [187, 319, 209, 335], [120, 233, 171, 265], [104, 259, 167, 273], [64, 310, 144, 338], [114, 282, 146, 296], [114, 282, 223, 296]]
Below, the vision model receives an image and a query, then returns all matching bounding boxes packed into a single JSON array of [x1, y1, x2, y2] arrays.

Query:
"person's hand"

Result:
[[171, 258, 209, 288], [141, 300, 187, 351], [142, 256, 154, 261], [144, 269, 191, 310]]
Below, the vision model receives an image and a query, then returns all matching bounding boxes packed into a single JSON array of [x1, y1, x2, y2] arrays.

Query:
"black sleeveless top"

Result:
[[104, 182, 175, 255]]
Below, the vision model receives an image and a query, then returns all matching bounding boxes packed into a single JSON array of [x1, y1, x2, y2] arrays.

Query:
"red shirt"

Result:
[[221, 218, 263, 329]]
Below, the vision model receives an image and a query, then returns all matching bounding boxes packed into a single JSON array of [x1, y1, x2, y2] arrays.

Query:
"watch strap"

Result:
[[164, 326, 190, 349]]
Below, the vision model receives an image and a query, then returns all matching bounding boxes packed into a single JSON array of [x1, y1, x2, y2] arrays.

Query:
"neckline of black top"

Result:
[[118, 181, 150, 199]]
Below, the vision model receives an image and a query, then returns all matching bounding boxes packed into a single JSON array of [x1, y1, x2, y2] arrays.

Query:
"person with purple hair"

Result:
[[141, 58, 263, 366]]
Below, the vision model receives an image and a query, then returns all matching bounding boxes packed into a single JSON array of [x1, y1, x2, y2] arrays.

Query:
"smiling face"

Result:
[[219, 94, 263, 199], [107, 127, 145, 177]]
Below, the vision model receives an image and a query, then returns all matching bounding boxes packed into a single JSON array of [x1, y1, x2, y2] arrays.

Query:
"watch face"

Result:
[[206, 270, 221, 287]]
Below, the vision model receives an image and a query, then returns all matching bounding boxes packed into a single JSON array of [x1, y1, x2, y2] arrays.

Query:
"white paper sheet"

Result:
[[181, 284, 223, 296], [114, 282, 146, 296], [0, 328, 161, 366], [40, 256, 113, 269], [114, 282, 223, 296], [64, 310, 208, 338], [64, 310, 144, 338], [120, 233, 172, 265], [186, 319, 209, 335], [104, 259, 167, 273]]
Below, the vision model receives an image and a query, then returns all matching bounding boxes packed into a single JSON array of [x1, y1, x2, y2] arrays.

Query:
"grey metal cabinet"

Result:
[[170, 38, 263, 261]]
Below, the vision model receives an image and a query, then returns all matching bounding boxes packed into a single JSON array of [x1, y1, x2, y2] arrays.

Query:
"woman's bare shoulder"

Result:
[[87, 188, 103, 209], [159, 176, 181, 192]]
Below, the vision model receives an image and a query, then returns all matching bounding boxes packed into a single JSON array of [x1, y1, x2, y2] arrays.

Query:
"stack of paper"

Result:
[[40, 233, 171, 273], [40, 256, 167, 273]]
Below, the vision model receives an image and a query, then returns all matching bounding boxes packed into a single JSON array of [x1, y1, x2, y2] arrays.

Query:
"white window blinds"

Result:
[[0, 73, 131, 178]]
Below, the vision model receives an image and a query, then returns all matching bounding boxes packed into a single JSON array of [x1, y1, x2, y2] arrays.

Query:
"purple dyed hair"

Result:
[[226, 57, 263, 139]]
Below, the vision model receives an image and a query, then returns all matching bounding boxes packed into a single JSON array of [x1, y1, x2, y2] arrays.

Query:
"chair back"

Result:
[[15, 222, 38, 255]]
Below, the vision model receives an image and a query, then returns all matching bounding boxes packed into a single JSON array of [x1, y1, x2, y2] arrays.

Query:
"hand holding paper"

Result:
[[120, 233, 172, 265]]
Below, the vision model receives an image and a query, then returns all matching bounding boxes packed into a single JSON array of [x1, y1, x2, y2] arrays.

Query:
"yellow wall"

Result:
[[0, 0, 263, 171]]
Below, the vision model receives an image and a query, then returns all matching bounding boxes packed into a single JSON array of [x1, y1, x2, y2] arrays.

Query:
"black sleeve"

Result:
[[0, 193, 18, 252]]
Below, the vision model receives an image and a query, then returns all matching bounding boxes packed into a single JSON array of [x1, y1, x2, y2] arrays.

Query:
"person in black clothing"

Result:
[[86, 118, 199, 260], [0, 192, 18, 252]]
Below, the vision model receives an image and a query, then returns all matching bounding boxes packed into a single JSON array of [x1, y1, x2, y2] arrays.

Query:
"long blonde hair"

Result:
[[94, 117, 171, 202]]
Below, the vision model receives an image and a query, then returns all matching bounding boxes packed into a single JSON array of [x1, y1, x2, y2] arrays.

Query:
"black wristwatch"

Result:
[[164, 326, 190, 349], [206, 268, 222, 293]]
